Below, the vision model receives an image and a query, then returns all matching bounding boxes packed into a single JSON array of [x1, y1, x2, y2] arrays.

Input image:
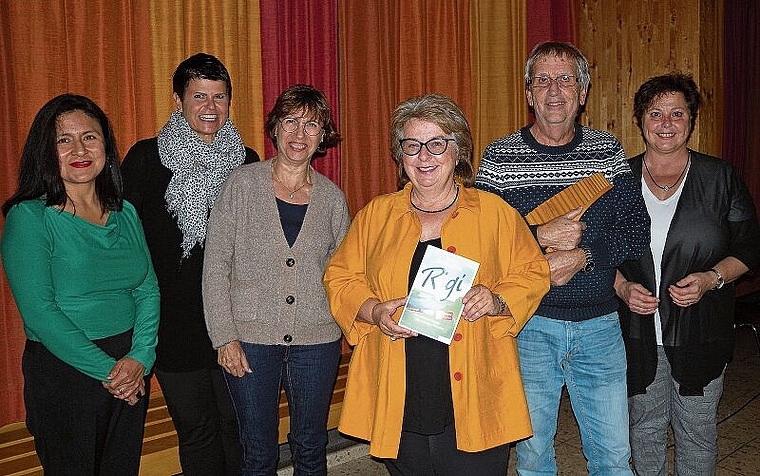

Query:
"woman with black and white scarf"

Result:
[[121, 52, 259, 476]]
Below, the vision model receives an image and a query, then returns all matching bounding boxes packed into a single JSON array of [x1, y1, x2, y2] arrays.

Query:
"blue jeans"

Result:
[[629, 345, 724, 476], [223, 339, 341, 476], [515, 313, 632, 476]]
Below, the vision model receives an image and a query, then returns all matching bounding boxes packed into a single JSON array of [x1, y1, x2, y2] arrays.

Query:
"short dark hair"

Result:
[[173, 53, 232, 101], [265, 84, 341, 156], [525, 41, 591, 90], [390, 94, 474, 189], [2, 94, 122, 216], [633, 72, 700, 138]]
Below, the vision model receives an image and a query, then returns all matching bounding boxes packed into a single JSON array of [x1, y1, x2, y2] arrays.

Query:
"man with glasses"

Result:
[[476, 42, 649, 475]]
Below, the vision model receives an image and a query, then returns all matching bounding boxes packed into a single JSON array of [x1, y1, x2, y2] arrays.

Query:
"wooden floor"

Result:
[[0, 355, 349, 476]]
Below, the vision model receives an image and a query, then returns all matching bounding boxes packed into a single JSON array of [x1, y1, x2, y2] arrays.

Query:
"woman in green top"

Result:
[[0, 94, 160, 475]]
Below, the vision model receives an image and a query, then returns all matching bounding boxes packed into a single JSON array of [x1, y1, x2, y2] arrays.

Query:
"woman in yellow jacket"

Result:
[[324, 94, 550, 476]]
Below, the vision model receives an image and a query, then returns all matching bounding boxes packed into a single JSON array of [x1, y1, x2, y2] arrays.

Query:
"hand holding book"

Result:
[[461, 284, 508, 321]]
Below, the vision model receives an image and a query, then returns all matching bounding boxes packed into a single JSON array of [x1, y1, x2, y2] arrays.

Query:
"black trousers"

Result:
[[155, 366, 242, 476], [384, 423, 509, 476], [22, 331, 149, 476]]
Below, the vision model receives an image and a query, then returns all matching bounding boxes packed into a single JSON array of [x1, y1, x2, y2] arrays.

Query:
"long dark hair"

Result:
[[2, 94, 122, 216]]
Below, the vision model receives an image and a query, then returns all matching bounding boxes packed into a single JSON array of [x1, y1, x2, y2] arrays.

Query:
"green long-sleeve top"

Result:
[[0, 199, 159, 381]]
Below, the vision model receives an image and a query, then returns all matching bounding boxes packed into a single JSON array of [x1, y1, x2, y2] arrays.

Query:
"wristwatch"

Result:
[[709, 268, 725, 290], [580, 248, 594, 273]]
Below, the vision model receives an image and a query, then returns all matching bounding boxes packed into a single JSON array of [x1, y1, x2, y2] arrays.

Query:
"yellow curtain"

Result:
[[148, 1, 265, 154], [469, 1, 528, 171]]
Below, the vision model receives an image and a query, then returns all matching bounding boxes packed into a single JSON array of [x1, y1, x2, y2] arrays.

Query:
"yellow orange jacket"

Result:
[[324, 183, 550, 458]]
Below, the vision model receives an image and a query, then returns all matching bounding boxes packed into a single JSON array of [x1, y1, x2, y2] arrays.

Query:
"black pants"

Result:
[[155, 366, 242, 476], [22, 331, 149, 476], [384, 423, 509, 476]]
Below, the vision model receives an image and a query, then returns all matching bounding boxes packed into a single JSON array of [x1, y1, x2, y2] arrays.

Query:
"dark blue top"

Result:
[[276, 198, 308, 248]]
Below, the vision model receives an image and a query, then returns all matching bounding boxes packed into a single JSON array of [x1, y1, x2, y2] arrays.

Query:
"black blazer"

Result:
[[121, 138, 259, 372], [619, 150, 760, 396]]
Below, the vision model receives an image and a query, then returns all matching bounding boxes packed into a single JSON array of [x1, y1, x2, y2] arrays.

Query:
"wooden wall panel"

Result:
[[576, 0, 721, 158]]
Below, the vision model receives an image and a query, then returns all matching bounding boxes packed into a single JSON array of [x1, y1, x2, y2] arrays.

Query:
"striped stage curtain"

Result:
[[0, 0, 565, 428]]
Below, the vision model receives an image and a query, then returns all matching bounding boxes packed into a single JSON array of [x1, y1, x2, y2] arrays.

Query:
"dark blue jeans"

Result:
[[224, 339, 341, 476]]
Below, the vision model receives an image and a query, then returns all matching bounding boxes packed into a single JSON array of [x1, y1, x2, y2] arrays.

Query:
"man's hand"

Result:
[[537, 208, 587, 251], [546, 248, 586, 286]]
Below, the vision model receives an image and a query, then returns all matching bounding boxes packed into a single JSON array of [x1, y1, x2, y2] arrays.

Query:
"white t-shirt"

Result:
[[641, 167, 690, 345]]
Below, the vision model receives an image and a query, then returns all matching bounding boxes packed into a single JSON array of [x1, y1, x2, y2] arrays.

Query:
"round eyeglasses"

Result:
[[399, 138, 455, 156], [529, 74, 578, 89], [280, 117, 322, 136]]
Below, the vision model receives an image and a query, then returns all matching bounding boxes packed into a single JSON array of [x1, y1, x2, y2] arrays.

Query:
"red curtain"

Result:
[[723, 1, 760, 208], [527, 0, 576, 54], [259, 1, 341, 184]]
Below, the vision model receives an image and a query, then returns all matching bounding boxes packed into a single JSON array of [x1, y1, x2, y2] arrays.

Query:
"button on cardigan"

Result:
[[203, 160, 350, 348]]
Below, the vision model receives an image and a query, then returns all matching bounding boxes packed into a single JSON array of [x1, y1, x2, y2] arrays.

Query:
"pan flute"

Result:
[[524, 172, 612, 226]]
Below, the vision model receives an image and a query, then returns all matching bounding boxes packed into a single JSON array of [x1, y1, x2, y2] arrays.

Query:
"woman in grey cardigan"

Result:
[[203, 85, 350, 476]]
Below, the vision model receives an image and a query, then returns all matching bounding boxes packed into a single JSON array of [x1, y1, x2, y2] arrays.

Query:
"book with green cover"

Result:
[[398, 245, 480, 345]]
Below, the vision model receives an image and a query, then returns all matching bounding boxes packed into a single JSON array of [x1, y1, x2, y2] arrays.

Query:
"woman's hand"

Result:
[[668, 272, 714, 307], [616, 280, 659, 315], [362, 297, 416, 341], [461, 285, 504, 322], [218, 340, 251, 377], [102, 357, 145, 402]]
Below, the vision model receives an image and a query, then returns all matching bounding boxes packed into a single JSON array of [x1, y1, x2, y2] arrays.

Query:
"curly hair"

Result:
[[390, 94, 474, 190], [633, 72, 700, 138]]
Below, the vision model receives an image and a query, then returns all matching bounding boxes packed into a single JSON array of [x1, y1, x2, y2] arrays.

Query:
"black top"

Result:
[[402, 238, 455, 434], [275, 198, 307, 248], [121, 137, 259, 372], [619, 151, 760, 396]]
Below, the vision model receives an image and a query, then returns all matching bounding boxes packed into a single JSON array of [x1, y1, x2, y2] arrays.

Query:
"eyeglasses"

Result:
[[280, 117, 322, 136], [399, 138, 455, 156], [529, 74, 578, 89]]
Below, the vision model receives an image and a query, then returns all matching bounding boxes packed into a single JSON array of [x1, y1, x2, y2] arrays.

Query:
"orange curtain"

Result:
[[338, 0, 473, 215], [258, 1, 341, 183], [0, 0, 155, 427]]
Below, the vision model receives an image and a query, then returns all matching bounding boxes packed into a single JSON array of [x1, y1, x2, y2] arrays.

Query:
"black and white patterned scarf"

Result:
[[158, 110, 246, 258]]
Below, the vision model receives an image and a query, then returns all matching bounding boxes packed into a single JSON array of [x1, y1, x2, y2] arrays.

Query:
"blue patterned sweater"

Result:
[[476, 124, 650, 321]]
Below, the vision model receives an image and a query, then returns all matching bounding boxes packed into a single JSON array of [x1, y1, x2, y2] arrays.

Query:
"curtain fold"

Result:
[[723, 1, 760, 211], [338, 0, 472, 215], [259, 1, 341, 183], [148, 0, 265, 155], [0, 0, 155, 427], [469, 1, 528, 171]]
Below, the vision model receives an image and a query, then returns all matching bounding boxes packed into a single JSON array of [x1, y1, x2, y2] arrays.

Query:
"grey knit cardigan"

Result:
[[203, 160, 350, 348]]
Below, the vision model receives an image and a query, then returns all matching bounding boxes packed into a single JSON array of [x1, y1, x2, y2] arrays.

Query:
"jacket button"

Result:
[[286, 258, 295, 267], [451, 211, 459, 218], [453, 372, 462, 381], [446, 246, 456, 253], [286, 295, 295, 304], [283, 334, 293, 343], [453, 333, 463, 341]]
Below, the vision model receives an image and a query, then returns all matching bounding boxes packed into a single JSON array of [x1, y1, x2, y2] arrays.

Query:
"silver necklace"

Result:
[[271, 159, 310, 198], [643, 153, 691, 192], [410, 184, 459, 213]]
